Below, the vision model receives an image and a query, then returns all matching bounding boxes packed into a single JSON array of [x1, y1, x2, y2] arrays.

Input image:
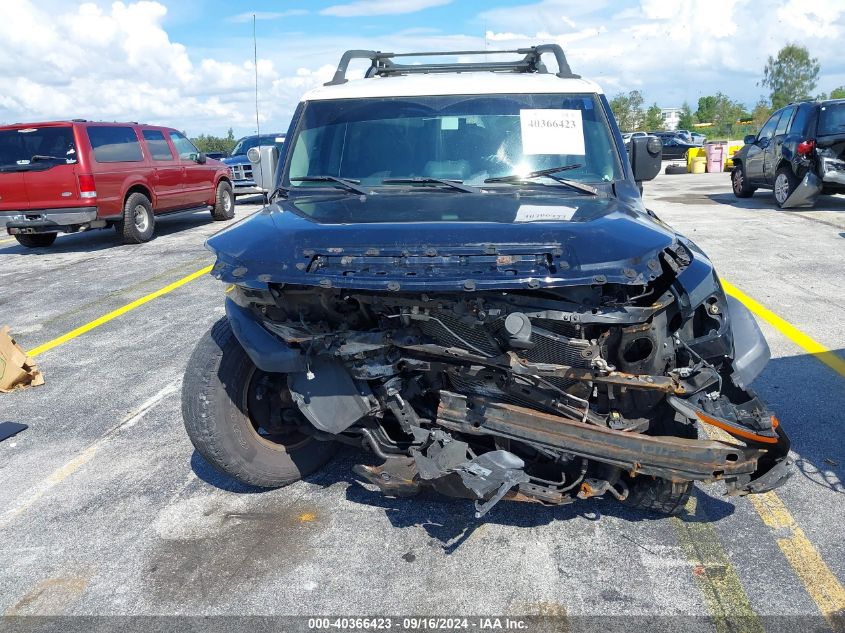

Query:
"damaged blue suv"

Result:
[[182, 46, 792, 518]]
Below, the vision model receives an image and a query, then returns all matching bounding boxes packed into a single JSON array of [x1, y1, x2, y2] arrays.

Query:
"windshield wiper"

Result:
[[484, 164, 581, 182], [31, 154, 68, 162], [484, 164, 599, 195], [381, 177, 481, 194], [290, 176, 369, 195]]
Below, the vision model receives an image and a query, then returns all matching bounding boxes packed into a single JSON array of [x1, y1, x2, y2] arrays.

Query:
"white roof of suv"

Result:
[[303, 72, 604, 102]]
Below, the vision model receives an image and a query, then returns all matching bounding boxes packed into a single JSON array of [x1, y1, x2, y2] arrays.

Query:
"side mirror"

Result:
[[196, 152, 207, 164], [744, 135, 756, 145], [631, 135, 662, 182]]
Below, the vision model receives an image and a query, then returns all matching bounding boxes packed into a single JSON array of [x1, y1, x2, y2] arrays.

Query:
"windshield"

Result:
[[817, 102, 845, 136], [286, 93, 622, 189], [231, 134, 286, 156], [0, 126, 77, 170]]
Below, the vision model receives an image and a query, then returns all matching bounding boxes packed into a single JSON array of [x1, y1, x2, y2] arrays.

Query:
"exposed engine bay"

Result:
[[225, 255, 792, 517]]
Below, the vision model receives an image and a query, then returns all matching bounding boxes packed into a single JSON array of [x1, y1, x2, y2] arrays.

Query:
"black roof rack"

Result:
[[325, 44, 579, 86]]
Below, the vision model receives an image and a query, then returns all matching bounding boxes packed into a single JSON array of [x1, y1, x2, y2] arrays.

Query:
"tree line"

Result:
[[189, 128, 238, 154], [610, 44, 844, 138]]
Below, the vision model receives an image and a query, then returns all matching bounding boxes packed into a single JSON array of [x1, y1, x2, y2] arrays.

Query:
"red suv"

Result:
[[0, 121, 234, 248]]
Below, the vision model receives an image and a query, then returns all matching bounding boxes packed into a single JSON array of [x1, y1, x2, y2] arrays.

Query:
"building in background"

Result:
[[660, 107, 682, 130]]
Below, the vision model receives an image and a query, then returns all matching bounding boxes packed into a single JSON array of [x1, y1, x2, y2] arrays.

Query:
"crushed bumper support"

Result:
[[435, 391, 767, 485], [356, 390, 792, 515]]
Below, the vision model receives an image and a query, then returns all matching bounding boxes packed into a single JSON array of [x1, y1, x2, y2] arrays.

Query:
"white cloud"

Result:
[[480, 0, 845, 107], [321, 0, 452, 18], [775, 0, 843, 40], [0, 1, 331, 135], [229, 10, 308, 23]]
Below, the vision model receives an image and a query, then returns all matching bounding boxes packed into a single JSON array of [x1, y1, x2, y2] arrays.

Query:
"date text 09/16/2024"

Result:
[[307, 618, 531, 630]]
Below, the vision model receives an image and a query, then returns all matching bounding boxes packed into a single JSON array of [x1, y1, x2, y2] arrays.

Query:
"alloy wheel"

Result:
[[733, 170, 743, 193], [134, 205, 150, 232], [774, 174, 790, 204]]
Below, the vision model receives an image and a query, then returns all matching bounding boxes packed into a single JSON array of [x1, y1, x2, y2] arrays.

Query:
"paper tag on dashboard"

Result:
[[514, 205, 577, 222], [520, 109, 585, 155]]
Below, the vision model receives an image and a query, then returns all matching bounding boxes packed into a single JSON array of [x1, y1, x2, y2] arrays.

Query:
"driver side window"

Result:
[[757, 111, 782, 141], [169, 131, 199, 160]]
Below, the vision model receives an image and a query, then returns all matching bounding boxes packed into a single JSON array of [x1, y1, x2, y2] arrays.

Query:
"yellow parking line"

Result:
[[721, 279, 845, 379], [702, 426, 845, 631], [707, 282, 845, 628], [673, 495, 763, 633], [0, 237, 15, 245], [748, 493, 845, 632], [27, 265, 213, 357]]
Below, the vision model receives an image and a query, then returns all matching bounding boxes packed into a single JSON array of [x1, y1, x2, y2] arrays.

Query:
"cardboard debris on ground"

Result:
[[0, 326, 44, 393]]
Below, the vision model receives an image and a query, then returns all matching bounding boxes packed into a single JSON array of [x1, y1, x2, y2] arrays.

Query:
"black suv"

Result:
[[655, 134, 698, 160], [732, 99, 845, 207], [181, 46, 792, 520]]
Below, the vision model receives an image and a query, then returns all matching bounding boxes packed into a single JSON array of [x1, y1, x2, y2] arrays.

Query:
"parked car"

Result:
[[732, 99, 845, 208], [674, 129, 693, 143], [222, 133, 286, 198], [621, 131, 647, 149], [690, 132, 707, 145], [0, 121, 234, 248], [658, 135, 699, 160], [205, 151, 229, 160], [181, 45, 791, 520], [649, 131, 684, 141]]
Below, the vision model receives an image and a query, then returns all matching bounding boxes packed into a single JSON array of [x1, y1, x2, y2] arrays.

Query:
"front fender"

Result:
[[725, 295, 770, 389], [225, 297, 306, 374]]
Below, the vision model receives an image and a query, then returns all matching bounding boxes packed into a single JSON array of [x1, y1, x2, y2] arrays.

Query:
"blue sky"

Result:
[[2, 0, 844, 136], [166, 0, 487, 44]]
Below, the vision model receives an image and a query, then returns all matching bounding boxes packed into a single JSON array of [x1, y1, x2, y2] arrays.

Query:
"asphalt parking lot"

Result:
[[1, 175, 843, 630]]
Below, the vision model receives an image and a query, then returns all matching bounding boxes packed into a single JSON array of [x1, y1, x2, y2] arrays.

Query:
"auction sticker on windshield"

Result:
[[520, 109, 585, 156], [514, 204, 577, 222]]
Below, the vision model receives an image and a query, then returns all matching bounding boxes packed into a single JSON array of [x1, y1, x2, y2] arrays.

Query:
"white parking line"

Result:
[[0, 381, 179, 528]]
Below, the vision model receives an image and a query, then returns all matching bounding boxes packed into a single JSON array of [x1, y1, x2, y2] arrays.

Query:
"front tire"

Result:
[[622, 408, 694, 515], [732, 164, 756, 198], [623, 477, 693, 515], [117, 192, 155, 243], [182, 318, 336, 488], [211, 180, 235, 221], [774, 166, 800, 208], [14, 233, 57, 248]]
